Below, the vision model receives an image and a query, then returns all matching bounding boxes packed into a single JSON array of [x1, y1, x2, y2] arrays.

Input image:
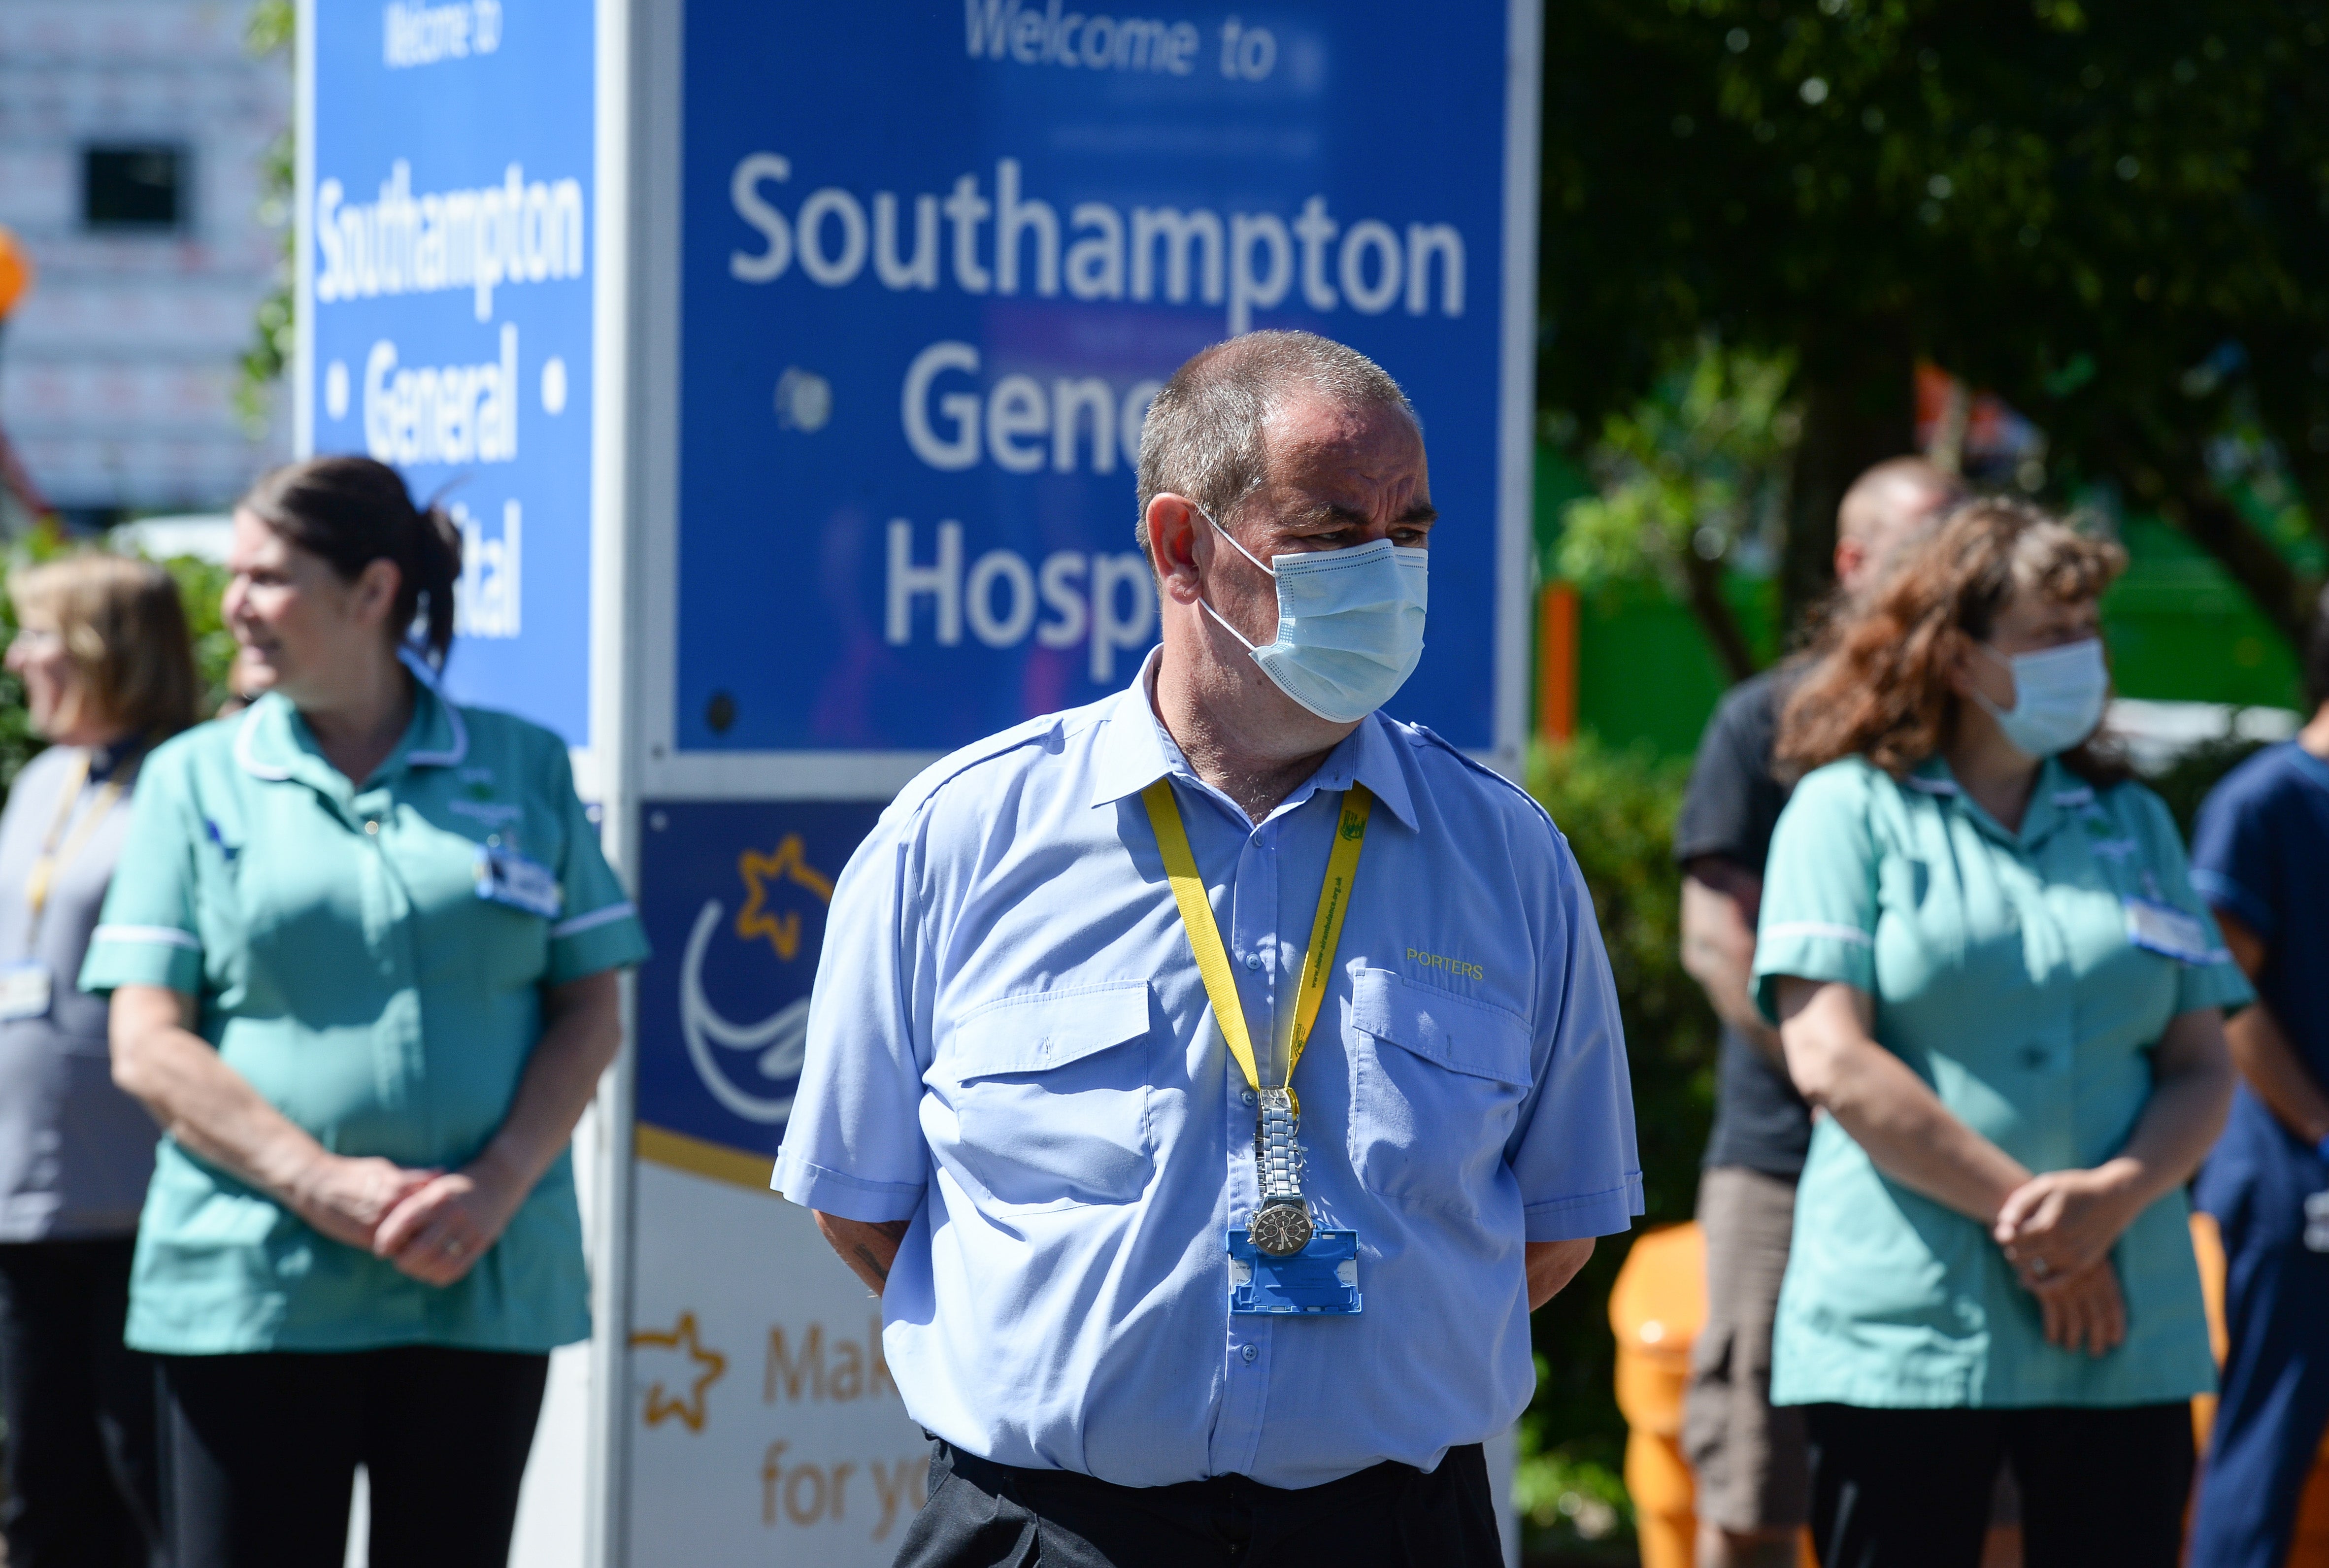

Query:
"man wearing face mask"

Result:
[[776, 331, 1642, 1568]]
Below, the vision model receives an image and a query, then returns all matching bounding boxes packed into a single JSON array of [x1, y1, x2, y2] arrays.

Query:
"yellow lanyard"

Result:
[[25, 753, 125, 922], [1141, 777, 1372, 1099]]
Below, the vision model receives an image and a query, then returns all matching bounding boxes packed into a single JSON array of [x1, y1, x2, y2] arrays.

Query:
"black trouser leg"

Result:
[[162, 1346, 549, 1568], [2005, 1402, 2192, 1568], [0, 1238, 164, 1568], [161, 1352, 364, 1568], [1803, 1404, 1999, 1568], [162, 1346, 550, 1568], [362, 1346, 549, 1568]]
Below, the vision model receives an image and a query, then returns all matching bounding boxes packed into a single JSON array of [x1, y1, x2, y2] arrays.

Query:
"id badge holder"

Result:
[[474, 844, 563, 919], [1228, 1228, 1362, 1316], [2124, 897, 2214, 964], [0, 960, 50, 1022]]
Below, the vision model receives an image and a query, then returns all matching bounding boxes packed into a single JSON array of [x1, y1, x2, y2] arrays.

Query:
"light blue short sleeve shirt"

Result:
[[774, 657, 1642, 1489], [1752, 756, 2252, 1409]]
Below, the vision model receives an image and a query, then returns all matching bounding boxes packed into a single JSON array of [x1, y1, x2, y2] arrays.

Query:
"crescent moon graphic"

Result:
[[679, 900, 812, 1124]]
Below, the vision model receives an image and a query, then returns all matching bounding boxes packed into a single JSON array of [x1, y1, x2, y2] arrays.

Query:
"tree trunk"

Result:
[[2094, 425, 2315, 651], [1680, 548, 1762, 684], [2161, 480, 2313, 650], [1781, 322, 1917, 639]]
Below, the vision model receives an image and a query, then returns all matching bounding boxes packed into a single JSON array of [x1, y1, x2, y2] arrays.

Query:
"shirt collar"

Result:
[[234, 650, 468, 792], [1906, 753, 2089, 848], [1087, 646, 1417, 831], [86, 736, 142, 783]]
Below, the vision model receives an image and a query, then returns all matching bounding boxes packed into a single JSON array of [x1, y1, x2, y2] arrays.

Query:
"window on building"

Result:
[[82, 145, 187, 231]]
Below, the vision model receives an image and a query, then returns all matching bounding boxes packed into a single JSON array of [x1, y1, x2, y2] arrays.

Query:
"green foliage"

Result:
[[1521, 736, 1717, 1555], [236, 1, 296, 433], [1561, 343, 1799, 591], [1541, 0, 2329, 642], [162, 553, 243, 715], [1513, 1415, 1633, 1559], [1559, 343, 1802, 679]]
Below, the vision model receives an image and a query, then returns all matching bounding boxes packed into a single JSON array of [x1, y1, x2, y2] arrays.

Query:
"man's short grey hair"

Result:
[[1134, 331, 1416, 552]]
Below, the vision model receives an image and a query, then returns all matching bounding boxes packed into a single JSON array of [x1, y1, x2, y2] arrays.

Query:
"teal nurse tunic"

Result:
[[1751, 755, 2252, 1410], [80, 677, 650, 1356]]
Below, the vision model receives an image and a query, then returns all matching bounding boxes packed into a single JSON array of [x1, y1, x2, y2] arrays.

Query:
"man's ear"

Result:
[[1146, 495, 1205, 606]]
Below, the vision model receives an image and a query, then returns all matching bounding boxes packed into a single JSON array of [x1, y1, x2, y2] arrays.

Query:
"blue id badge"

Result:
[[2125, 897, 2217, 964], [1228, 1228, 1362, 1315], [0, 961, 50, 1022], [474, 844, 562, 919]]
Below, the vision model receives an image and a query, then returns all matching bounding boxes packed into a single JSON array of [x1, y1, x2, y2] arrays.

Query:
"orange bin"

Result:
[[1607, 1223, 1708, 1568]]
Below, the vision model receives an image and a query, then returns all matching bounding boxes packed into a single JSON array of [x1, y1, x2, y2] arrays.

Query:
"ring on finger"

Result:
[[2030, 1255, 2051, 1279], [443, 1237, 466, 1258]]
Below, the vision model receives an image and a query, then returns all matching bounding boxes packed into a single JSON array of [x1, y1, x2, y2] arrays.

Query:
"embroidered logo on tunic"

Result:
[[1407, 947, 1485, 982]]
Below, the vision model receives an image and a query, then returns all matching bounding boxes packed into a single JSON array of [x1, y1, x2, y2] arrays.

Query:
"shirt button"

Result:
[[1242, 1089, 1258, 1107], [1243, 953, 1262, 970], [1239, 1343, 1258, 1364], [364, 820, 380, 835]]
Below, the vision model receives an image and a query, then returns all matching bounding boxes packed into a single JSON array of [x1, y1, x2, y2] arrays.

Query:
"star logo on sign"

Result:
[[630, 1311, 727, 1433], [735, 835, 837, 961]]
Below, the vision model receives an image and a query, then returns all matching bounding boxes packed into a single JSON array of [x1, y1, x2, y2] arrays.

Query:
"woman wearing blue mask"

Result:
[[1750, 499, 2246, 1568]]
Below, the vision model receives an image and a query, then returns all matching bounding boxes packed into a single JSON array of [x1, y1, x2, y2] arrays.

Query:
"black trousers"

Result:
[[0, 1237, 165, 1568], [1804, 1401, 2194, 1568], [160, 1345, 549, 1568], [893, 1438, 1503, 1568]]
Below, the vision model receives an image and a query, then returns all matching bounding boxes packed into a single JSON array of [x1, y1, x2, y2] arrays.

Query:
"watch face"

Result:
[[1249, 1202, 1313, 1257]]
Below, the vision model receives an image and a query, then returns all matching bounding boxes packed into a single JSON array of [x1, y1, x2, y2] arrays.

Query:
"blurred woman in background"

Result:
[[1752, 500, 2246, 1568], [0, 555, 198, 1567], [85, 457, 649, 1568]]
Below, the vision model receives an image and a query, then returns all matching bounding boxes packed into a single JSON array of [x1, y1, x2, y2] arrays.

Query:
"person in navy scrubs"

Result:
[[2187, 594, 2329, 1568]]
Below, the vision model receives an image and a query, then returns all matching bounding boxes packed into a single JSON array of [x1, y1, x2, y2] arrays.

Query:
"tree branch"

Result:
[[2103, 428, 2317, 651], [1680, 549, 1762, 684]]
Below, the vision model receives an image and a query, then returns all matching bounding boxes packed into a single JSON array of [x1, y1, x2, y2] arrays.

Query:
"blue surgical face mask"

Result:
[[1195, 506, 1429, 724], [1973, 637, 2108, 759]]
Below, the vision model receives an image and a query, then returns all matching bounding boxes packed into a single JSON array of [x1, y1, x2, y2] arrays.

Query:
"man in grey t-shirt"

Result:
[[1676, 458, 1960, 1568]]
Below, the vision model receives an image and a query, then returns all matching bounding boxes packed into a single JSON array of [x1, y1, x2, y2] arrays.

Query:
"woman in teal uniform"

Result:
[[84, 458, 650, 1568], [1752, 500, 2247, 1568]]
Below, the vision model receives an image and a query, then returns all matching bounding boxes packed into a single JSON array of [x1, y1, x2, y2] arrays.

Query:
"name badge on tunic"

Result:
[[1229, 1227, 1362, 1315], [0, 961, 53, 1021], [474, 844, 562, 919], [2124, 897, 2216, 965]]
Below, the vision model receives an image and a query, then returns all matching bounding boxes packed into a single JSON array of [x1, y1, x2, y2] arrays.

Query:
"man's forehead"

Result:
[[1260, 395, 1428, 498]]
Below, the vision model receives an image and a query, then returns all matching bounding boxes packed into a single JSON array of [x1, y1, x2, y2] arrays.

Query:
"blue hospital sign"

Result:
[[633, 801, 886, 1162], [303, 0, 595, 743], [676, 0, 1528, 753]]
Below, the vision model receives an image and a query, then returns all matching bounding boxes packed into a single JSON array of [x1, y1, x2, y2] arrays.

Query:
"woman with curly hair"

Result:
[[1750, 499, 2248, 1568]]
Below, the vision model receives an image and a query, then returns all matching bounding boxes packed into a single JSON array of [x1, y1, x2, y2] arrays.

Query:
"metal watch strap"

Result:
[[1256, 1089, 1303, 1205]]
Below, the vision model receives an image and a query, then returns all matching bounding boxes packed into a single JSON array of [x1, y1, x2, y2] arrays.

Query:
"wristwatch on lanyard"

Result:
[[1250, 1089, 1314, 1256], [1143, 777, 1371, 1312]]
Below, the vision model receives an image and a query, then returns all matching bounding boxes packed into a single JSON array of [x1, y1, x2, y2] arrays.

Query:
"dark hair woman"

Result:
[[1752, 500, 2247, 1568], [0, 555, 198, 1567], [83, 457, 649, 1568]]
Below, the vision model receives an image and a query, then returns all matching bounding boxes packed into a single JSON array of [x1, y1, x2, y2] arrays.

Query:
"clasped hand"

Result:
[[1991, 1165, 2143, 1357], [285, 1153, 525, 1287]]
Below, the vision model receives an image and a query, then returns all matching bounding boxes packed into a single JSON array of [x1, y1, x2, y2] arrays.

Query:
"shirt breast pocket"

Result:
[[1345, 967, 1534, 1210], [936, 980, 1158, 1210]]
